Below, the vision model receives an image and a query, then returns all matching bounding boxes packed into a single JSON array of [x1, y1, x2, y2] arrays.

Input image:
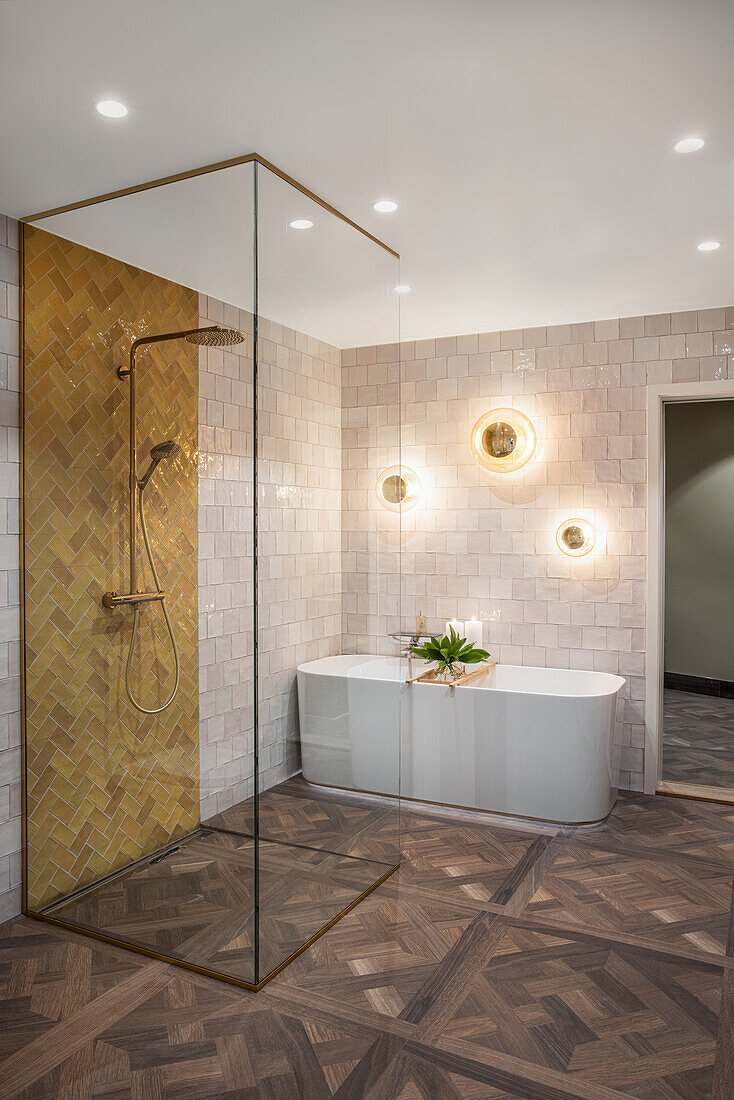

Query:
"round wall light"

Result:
[[376, 465, 421, 512], [470, 408, 537, 473], [556, 517, 596, 557]]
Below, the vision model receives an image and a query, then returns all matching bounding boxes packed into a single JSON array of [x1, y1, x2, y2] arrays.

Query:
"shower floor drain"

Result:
[[150, 843, 188, 864]]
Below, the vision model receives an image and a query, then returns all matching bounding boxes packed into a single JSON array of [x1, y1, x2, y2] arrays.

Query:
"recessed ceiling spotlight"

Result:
[[373, 199, 398, 213], [697, 240, 722, 252], [394, 284, 412, 294], [674, 136, 704, 154], [289, 218, 314, 230], [96, 99, 128, 119]]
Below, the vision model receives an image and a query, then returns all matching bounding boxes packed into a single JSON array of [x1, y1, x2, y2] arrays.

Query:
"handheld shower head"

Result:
[[150, 440, 181, 461], [138, 440, 181, 491]]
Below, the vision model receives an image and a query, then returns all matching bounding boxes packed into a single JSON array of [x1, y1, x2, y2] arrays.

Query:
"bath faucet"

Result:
[[388, 632, 429, 658]]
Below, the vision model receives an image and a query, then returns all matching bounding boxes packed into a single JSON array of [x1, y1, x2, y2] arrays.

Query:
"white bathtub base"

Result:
[[300, 773, 616, 827]]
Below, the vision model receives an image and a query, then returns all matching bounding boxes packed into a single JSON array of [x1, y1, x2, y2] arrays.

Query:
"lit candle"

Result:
[[465, 617, 483, 648], [445, 619, 465, 638]]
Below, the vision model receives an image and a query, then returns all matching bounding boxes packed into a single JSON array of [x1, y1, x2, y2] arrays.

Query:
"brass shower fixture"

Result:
[[106, 325, 244, 608], [104, 325, 244, 713]]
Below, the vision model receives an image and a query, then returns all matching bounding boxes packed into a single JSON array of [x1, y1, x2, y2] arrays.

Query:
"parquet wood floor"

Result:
[[205, 778, 400, 865], [3, 785, 734, 1098], [49, 830, 388, 984], [663, 689, 734, 788]]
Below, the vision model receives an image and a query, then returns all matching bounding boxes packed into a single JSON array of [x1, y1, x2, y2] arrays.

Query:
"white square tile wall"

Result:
[[198, 295, 256, 820], [342, 307, 734, 792], [256, 316, 342, 794], [198, 298, 342, 818]]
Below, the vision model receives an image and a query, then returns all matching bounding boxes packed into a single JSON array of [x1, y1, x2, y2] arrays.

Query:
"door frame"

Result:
[[645, 379, 734, 794]]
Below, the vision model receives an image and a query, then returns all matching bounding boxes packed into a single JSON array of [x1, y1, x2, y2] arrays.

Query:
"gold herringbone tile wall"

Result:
[[23, 226, 200, 910]]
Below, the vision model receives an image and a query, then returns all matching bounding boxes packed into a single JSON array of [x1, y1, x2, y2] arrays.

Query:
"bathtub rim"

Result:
[[297, 655, 626, 701]]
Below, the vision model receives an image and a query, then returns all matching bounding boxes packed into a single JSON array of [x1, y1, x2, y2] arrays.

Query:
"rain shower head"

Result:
[[138, 440, 181, 490], [185, 326, 245, 347]]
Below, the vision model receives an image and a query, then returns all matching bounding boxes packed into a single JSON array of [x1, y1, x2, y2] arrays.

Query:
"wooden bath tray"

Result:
[[406, 661, 497, 687]]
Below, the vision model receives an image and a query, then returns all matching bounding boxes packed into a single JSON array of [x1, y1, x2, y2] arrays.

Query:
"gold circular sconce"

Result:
[[470, 408, 537, 473], [376, 465, 420, 512], [556, 517, 596, 557]]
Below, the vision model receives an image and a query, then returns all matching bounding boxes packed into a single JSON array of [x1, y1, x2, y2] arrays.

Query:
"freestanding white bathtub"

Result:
[[297, 656, 625, 824]]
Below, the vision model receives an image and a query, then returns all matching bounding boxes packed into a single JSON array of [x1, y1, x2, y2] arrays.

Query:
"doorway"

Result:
[[646, 383, 734, 799]]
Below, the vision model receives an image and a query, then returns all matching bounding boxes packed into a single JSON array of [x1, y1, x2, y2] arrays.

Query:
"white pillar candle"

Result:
[[445, 619, 465, 638], [465, 617, 483, 647]]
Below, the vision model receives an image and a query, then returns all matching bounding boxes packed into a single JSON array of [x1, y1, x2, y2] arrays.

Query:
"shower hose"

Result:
[[124, 484, 180, 714]]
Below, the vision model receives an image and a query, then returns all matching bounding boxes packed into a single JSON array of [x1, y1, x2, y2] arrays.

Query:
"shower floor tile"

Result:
[[48, 829, 389, 984]]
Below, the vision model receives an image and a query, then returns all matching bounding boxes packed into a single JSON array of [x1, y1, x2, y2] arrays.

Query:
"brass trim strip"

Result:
[[19, 223, 28, 916], [253, 861, 399, 986], [21, 151, 400, 259], [657, 780, 734, 807], [303, 773, 614, 828], [23, 861, 400, 993]]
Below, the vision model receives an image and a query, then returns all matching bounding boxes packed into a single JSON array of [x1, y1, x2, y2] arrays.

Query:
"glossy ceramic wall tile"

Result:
[[23, 226, 200, 909], [257, 315, 342, 793], [197, 295, 255, 820], [197, 297, 341, 819]]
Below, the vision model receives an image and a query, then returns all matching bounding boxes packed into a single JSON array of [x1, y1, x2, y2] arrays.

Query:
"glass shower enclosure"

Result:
[[20, 155, 401, 989]]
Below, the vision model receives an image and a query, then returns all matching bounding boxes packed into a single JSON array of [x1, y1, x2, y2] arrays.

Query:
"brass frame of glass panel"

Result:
[[28, 862, 400, 993], [18, 152, 401, 992]]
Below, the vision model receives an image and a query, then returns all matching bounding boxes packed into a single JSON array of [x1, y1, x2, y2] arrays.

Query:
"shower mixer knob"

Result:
[[102, 590, 165, 609]]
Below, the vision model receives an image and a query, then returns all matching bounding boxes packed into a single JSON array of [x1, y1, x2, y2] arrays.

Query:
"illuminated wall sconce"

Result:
[[470, 408, 537, 473], [556, 517, 596, 556], [376, 465, 421, 512]]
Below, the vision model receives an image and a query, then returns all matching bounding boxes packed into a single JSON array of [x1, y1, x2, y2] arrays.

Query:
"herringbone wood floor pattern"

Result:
[[23, 226, 200, 909], [2, 788, 734, 1097]]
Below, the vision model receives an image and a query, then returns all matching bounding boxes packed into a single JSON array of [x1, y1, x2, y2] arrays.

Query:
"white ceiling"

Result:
[[2, 0, 734, 343]]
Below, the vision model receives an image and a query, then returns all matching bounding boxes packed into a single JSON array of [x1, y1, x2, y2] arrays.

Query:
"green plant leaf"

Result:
[[461, 647, 490, 663], [412, 635, 446, 661], [411, 631, 490, 669]]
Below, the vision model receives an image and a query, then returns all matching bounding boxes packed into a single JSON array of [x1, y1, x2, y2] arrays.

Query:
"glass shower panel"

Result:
[[23, 163, 259, 986], [253, 162, 401, 983], [23, 154, 401, 990]]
